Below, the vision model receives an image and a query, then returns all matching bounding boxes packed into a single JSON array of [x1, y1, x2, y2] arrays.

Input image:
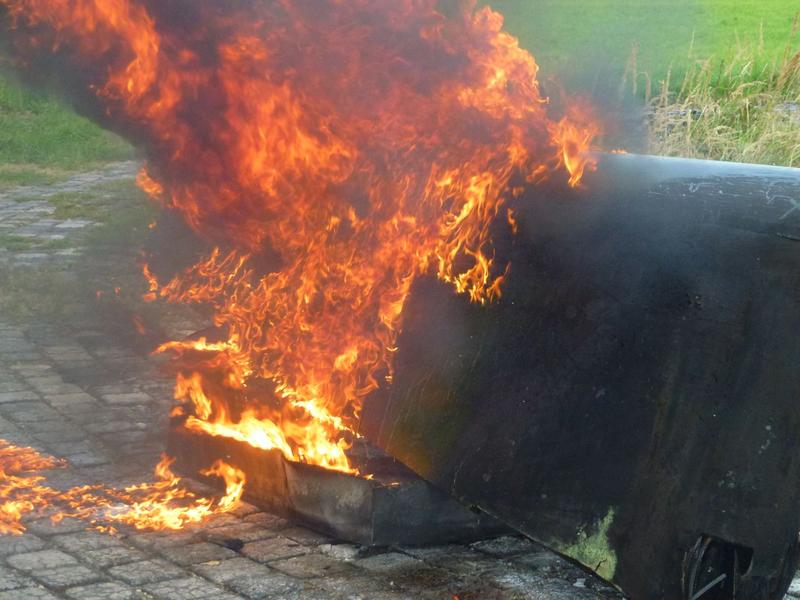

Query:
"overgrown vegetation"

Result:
[[642, 19, 800, 166]]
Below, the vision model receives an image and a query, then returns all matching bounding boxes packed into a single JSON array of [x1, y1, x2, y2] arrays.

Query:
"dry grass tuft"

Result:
[[639, 14, 800, 167]]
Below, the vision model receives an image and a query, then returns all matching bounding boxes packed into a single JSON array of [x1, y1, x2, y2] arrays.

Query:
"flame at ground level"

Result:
[[0, 439, 244, 535], [1, 0, 602, 474], [0, 440, 62, 535]]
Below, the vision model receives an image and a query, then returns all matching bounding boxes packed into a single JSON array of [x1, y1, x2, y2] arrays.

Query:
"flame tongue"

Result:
[[0, 440, 62, 535], [2, 0, 600, 473], [0, 440, 245, 535], [91, 454, 246, 531]]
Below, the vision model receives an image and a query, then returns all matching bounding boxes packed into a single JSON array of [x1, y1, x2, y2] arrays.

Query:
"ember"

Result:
[[0, 0, 598, 501]]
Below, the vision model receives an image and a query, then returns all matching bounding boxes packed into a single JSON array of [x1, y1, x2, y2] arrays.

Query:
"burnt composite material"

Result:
[[168, 423, 507, 547], [362, 154, 800, 599]]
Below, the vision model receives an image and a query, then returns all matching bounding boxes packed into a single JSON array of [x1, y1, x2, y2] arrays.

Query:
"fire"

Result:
[[93, 454, 246, 531], [0, 439, 244, 535], [549, 102, 601, 188], [0, 440, 62, 535], [1, 1, 601, 473]]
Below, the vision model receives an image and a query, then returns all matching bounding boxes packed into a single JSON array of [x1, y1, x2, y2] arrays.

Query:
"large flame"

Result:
[[1, 0, 600, 473], [0, 439, 245, 535]]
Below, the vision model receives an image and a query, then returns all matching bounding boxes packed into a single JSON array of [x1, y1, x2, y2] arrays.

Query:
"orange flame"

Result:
[[1, 1, 601, 473], [550, 103, 602, 187], [0, 439, 244, 535], [0, 440, 63, 535], [95, 454, 246, 531], [136, 168, 163, 200]]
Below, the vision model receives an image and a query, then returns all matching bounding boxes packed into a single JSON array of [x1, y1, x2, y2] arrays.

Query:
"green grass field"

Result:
[[0, 73, 133, 185], [486, 0, 800, 84]]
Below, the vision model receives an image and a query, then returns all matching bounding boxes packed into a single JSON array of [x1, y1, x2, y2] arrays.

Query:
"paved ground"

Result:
[[0, 165, 794, 599], [0, 317, 620, 600], [0, 162, 139, 268], [0, 164, 626, 599]]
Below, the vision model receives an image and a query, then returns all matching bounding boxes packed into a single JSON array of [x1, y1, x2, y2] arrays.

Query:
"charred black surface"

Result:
[[167, 423, 508, 547], [362, 155, 800, 599]]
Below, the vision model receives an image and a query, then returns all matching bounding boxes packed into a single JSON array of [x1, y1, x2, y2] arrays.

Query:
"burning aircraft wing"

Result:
[[362, 153, 800, 600]]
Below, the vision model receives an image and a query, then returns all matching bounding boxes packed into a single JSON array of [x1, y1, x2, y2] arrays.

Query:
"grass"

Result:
[[12, 179, 153, 221], [0, 234, 35, 252], [40, 179, 158, 232], [46, 188, 116, 221], [82, 179, 159, 244], [486, 1, 800, 167], [46, 190, 102, 220], [0, 164, 74, 190], [488, 0, 800, 167], [646, 30, 800, 166], [0, 266, 83, 321], [486, 0, 800, 85], [553, 509, 617, 581], [0, 73, 134, 178]]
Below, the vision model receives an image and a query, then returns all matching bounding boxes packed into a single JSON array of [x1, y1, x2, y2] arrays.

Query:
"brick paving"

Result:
[[0, 167, 794, 599], [0, 162, 139, 267], [0, 315, 627, 599]]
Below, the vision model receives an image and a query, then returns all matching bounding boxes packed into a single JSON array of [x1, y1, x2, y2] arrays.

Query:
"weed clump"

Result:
[[642, 15, 800, 166]]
